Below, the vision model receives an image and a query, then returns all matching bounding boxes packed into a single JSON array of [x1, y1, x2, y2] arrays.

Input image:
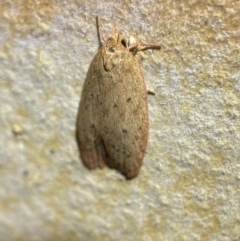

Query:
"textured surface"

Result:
[[0, 0, 240, 240]]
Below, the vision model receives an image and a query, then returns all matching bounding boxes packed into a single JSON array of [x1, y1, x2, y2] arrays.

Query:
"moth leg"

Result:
[[147, 90, 155, 95]]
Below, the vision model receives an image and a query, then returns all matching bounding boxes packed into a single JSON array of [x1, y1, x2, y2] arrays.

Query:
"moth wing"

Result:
[[100, 53, 149, 179], [76, 53, 106, 169]]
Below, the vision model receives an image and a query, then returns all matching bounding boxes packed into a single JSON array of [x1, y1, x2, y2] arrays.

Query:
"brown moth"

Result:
[[76, 17, 160, 179]]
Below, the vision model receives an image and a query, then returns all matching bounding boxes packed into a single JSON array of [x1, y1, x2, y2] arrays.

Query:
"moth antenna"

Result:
[[96, 16, 107, 46], [129, 42, 161, 55], [138, 43, 161, 51]]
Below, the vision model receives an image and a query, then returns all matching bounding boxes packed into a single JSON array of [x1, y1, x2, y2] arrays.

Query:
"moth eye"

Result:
[[121, 39, 127, 47], [108, 47, 116, 53]]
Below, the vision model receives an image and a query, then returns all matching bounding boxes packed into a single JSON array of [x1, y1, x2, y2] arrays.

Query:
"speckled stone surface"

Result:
[[0, 1, 240, 240]]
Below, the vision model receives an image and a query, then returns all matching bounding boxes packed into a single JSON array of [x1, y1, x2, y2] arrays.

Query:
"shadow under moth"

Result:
[[76, 17, 160, 179]]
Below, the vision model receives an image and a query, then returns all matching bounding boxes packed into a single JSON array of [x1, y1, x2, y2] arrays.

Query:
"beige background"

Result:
[[0, 0, 240, 240]]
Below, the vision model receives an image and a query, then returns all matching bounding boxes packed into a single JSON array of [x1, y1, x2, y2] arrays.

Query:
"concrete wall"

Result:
[[0, 0, 239, 240]]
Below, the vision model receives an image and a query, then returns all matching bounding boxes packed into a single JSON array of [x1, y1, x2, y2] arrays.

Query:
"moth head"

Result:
[[105, 31, 129, 50], [102, 31, 130, 72]]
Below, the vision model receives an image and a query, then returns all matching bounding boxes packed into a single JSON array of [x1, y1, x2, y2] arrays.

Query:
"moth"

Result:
[[76, 17, 160, 179]]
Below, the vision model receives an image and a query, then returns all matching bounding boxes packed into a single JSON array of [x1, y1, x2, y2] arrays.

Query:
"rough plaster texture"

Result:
[[0, 0, 240, 240]]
